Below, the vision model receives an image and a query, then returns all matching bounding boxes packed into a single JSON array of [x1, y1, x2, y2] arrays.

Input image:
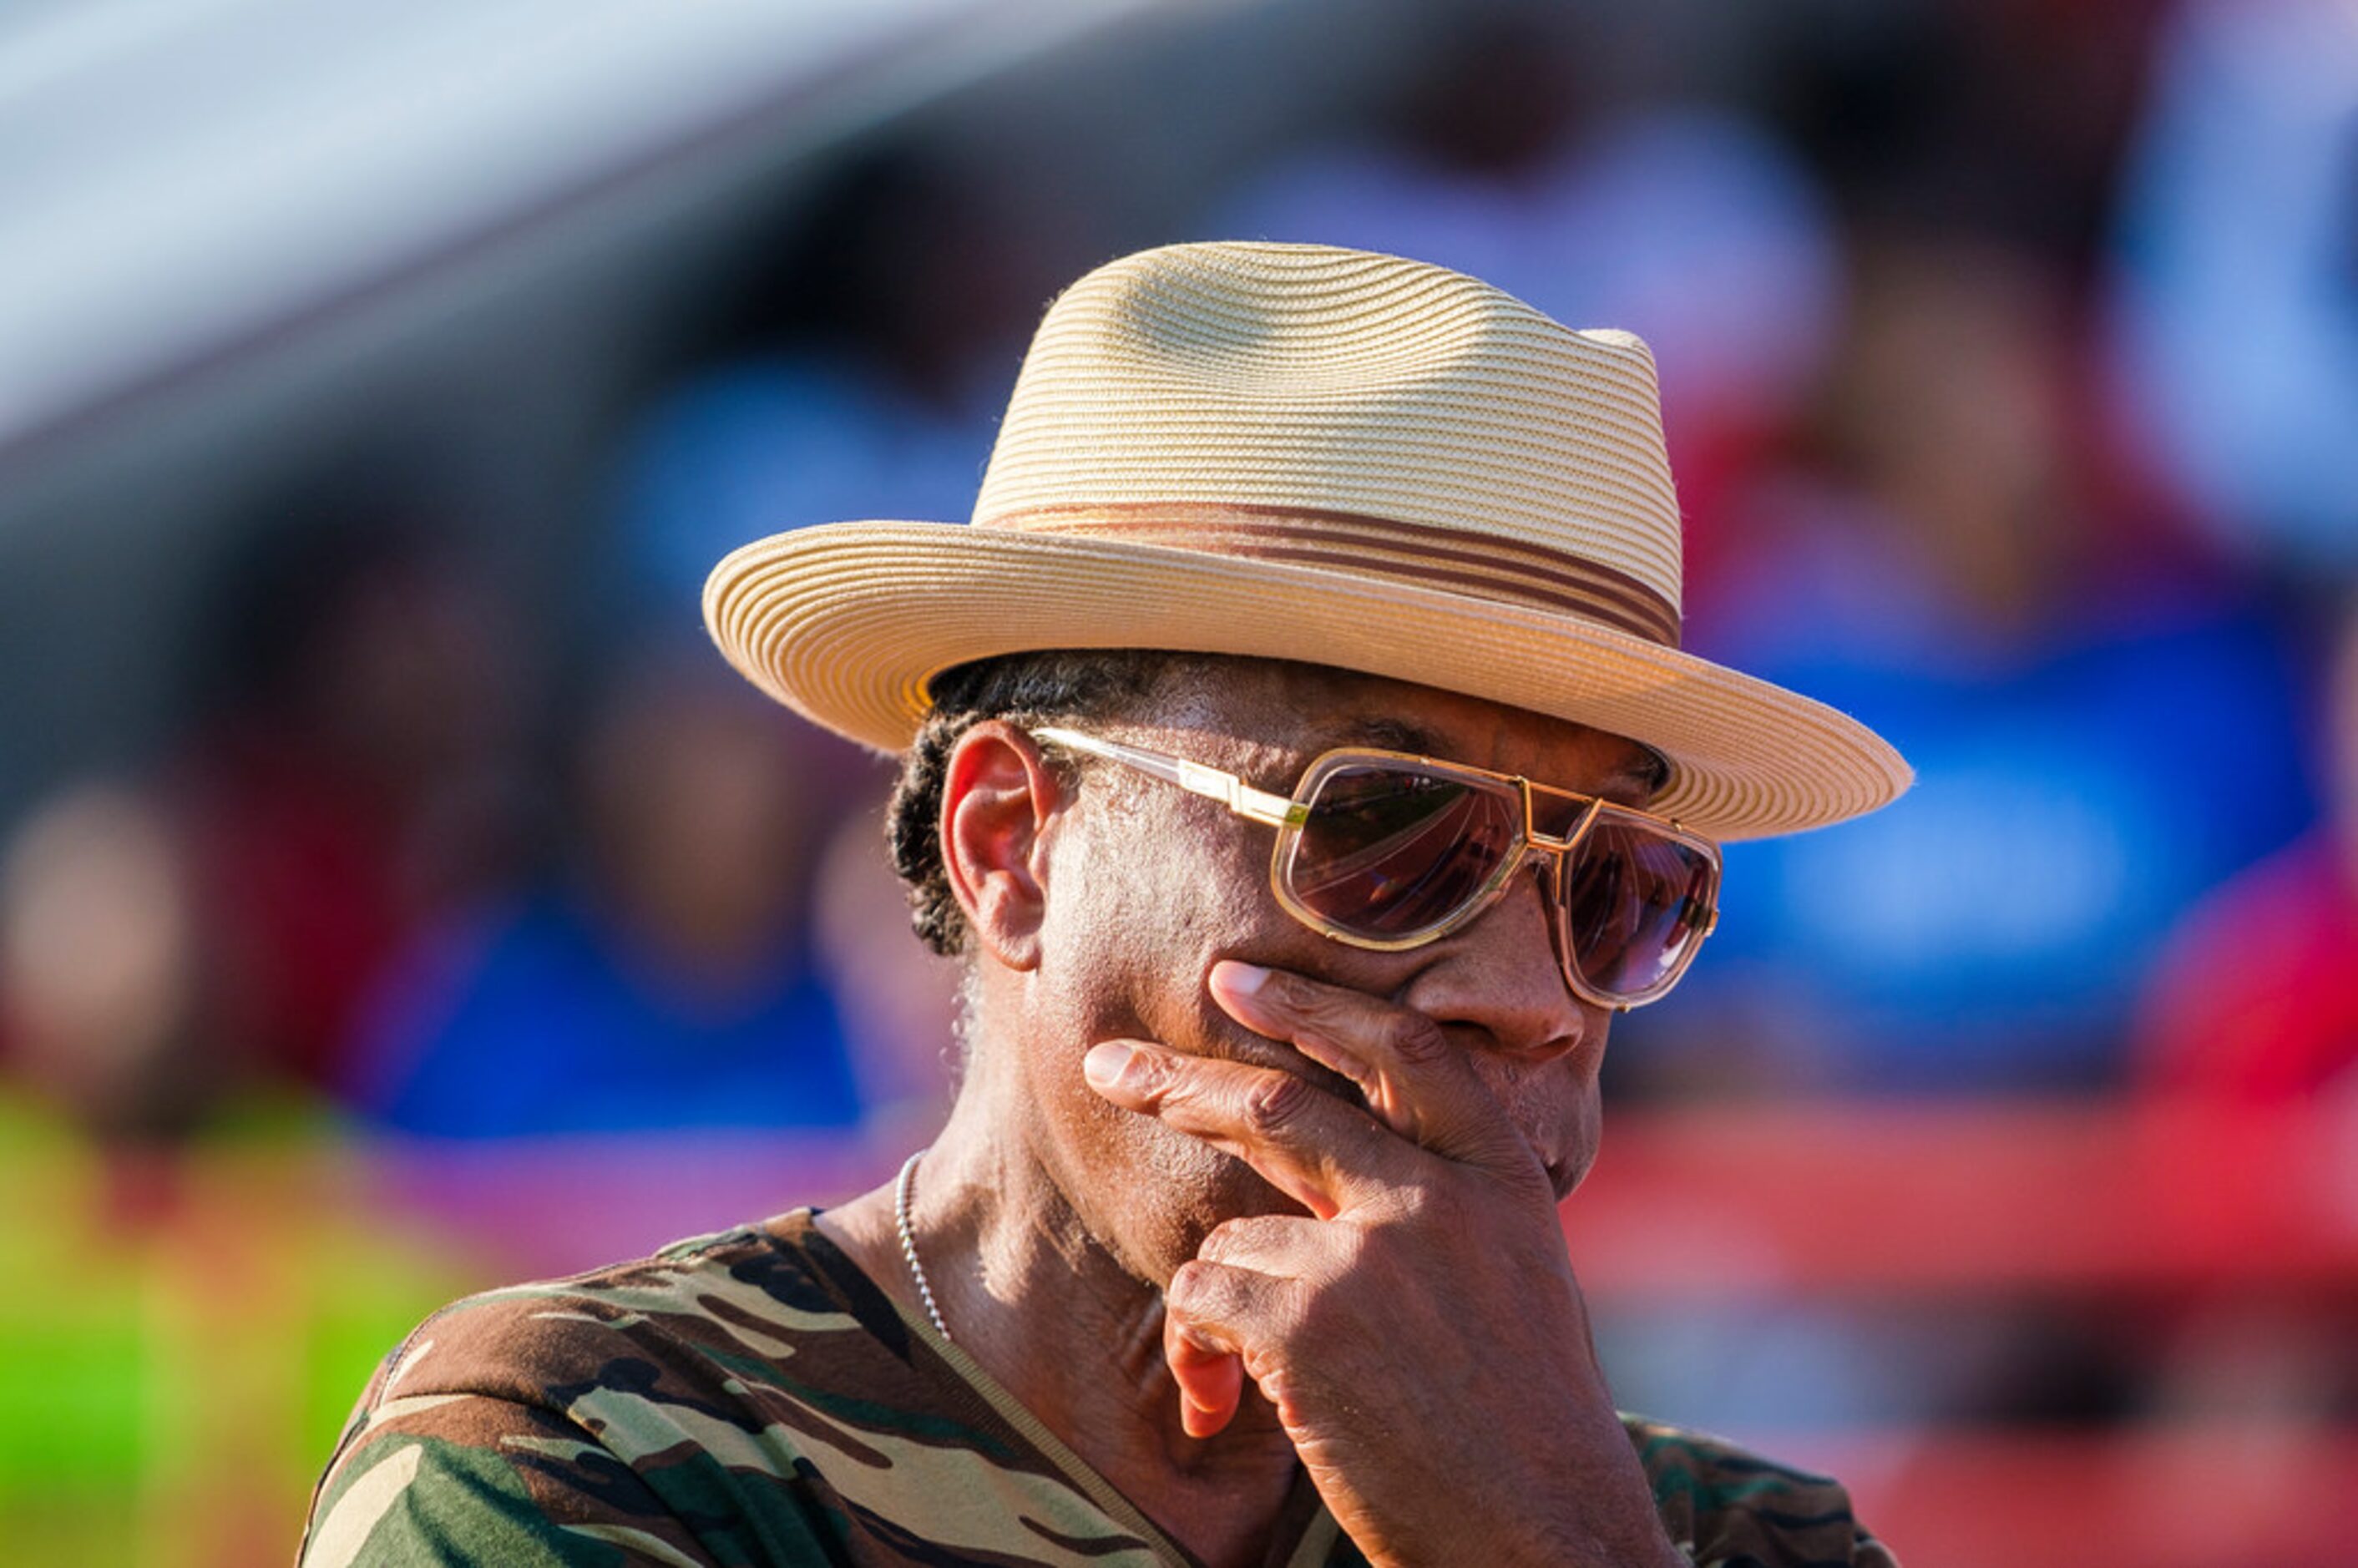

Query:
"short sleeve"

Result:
[[300, 1391, 727, 1566], [1625, 1414, 1900, 1567]]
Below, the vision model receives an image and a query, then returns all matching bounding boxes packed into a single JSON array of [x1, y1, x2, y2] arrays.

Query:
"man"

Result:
[[301, 242, 1910, 1565]]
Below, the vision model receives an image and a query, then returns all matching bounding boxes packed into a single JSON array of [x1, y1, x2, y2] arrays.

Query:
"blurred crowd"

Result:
[[2, 0, 2355, 1455]]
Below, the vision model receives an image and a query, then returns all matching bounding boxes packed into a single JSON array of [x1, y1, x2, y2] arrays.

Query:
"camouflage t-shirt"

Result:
[[300, 1212, 1897, 1566]]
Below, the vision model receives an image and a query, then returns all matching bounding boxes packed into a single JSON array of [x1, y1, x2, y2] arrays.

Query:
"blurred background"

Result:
[[2, 0, 2354, 1563]]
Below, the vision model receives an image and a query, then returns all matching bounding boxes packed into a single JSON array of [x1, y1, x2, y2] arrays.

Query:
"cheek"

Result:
[[1041, 804, 1276, 1016], [1028, 805, 1333, 1239]]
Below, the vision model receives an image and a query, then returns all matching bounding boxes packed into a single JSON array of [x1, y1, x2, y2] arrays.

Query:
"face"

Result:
[[991, 660, 1664, 1287]]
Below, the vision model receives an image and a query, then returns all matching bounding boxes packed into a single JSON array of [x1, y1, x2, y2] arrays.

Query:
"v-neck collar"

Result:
[[780, 1210, 1342, 1568]]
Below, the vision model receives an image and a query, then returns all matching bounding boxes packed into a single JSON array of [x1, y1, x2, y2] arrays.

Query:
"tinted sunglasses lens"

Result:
[[1560, 821, 1715, 1001], [1288, 764, 1519, 938]]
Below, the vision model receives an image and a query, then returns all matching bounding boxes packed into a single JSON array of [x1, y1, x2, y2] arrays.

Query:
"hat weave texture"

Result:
[[705, 241, 1910, 840]]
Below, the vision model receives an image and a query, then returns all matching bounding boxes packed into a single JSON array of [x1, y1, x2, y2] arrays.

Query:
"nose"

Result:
[[1398, 861, 1589, 1063]]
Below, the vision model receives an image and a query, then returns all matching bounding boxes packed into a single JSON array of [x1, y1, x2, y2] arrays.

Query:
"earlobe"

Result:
[[941, 723, 1062, 972]]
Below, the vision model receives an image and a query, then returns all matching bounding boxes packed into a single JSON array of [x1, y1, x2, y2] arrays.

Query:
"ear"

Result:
[[941, 721, 1065, 972]]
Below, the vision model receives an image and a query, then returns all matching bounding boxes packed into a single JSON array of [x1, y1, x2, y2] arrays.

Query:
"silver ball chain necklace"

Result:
[[893, 1147, 953, 1344]]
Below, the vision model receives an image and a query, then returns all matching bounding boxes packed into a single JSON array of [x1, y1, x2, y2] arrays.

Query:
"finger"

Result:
[[1196, 1212, 1340, 1277], [1207, 961, 1526, 1172], [1162, 1316, 1242, 1439], [1082, 1039, 1402, 1218], [1163, 1259, 1294, 1439]]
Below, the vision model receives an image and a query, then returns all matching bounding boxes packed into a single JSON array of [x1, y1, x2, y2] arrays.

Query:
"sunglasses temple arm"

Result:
[[1031, 726, 1299, 827], [1195, 769, 1298, 826]]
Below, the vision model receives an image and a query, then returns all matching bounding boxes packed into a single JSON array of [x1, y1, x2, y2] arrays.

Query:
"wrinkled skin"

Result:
[[820, 663, 1686, 1568]]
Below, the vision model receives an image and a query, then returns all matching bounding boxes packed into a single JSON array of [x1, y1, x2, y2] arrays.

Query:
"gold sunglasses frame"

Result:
[[1030, 726, 1721, 1011]]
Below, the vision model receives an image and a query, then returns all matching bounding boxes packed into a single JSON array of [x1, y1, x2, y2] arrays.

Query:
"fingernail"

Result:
[[1082, 1041, 1136, 1088], [1216, 960, 1270, 995]]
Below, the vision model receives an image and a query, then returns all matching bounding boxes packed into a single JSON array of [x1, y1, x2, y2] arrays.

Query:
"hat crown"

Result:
[[972, 242, 1685, 640]]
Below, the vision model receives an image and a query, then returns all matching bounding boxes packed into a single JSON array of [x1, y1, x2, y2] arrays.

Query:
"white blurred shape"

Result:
[[0, 0, 1147, 448], [2105, 0, 2358, 564]]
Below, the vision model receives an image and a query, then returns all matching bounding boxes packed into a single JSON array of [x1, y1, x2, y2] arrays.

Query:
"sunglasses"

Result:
[[1030, 726, 1720, 1010]]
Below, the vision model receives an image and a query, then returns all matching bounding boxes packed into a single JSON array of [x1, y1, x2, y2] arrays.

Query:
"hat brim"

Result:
[[704, 522, 1910, 842]]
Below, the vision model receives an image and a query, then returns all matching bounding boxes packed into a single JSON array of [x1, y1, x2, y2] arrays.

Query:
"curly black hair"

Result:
[[884, 648, 1217, 956]]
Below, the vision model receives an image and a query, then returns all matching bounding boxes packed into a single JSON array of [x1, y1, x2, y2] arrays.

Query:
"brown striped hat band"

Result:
[[994, 503, 1682, 647], [702, 241, 1911, 842]]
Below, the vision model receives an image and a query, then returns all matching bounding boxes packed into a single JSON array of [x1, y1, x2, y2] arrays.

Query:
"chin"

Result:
[[1119, 1126, 1303, 1284]]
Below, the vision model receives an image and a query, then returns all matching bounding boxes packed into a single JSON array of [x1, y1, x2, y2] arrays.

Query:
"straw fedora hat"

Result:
[[704, 240, 1909, 840]]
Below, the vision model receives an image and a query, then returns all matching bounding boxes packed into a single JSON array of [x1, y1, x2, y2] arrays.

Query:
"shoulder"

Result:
[[1620, 1414, 1900, 1568], [303, 1215, 903, 1565], [364, 1216, 876, 1405]]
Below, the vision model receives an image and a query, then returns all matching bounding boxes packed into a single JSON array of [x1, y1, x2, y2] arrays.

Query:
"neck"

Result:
[[822, 1039, 1301, 1565]]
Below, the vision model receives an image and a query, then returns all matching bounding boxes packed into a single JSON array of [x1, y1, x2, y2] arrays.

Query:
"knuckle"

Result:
[[1241, 1071, 1317, 1136], [1171, 1259, 1257, 1326], [1261, 966, 1313, 1009], [1385, 1014, 1450, 1065], [1111, 1045, 1174, 1098], [1197, 1216, 1262, 1264], [1166, 1257, 1216, 1313], [1276, 975, 1359, 1036]]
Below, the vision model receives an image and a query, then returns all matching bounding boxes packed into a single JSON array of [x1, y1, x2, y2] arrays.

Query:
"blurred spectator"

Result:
[[339, 146, 1045, 1138], [1619, 237, 2315, 1094], [2133, 602, 2358, 1103], [347, 652, 874, 1136], [2106, 0, 2358, 570], [174, 498, 534, 1095], [613, 146, 1054, 622], [0, 781, 207, 1140]]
